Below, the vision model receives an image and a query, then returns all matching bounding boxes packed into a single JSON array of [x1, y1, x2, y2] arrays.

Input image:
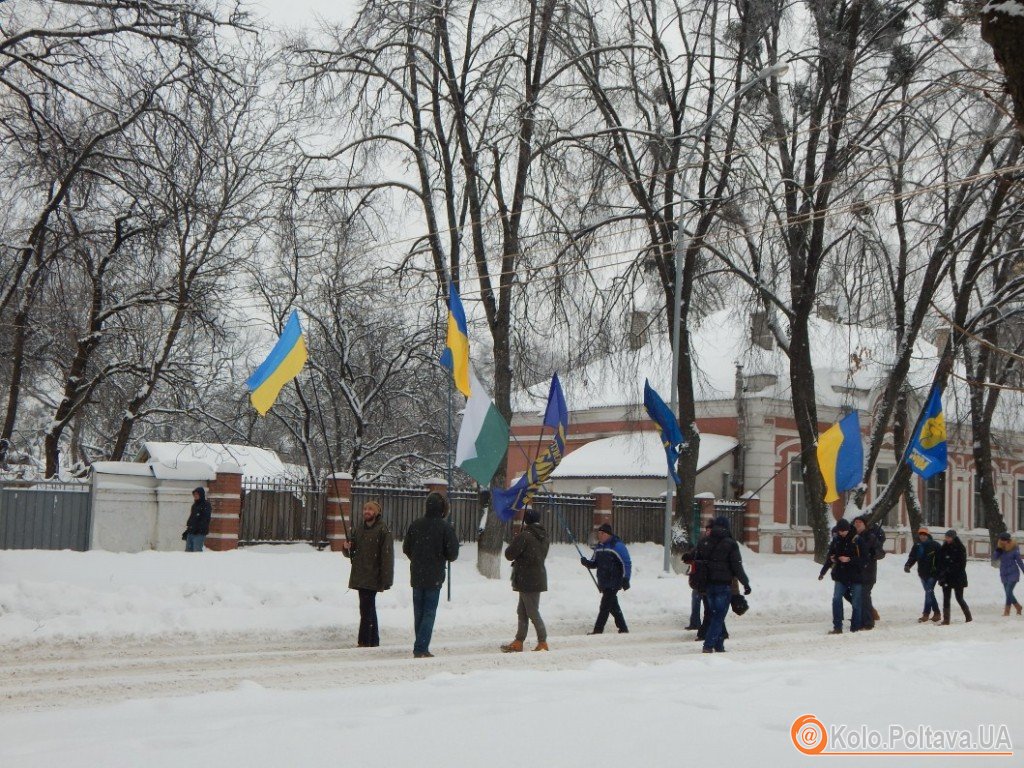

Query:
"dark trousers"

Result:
[[697, 595, 727, 640], [594, 588, 627, 632], [357, 588, 379, 646], [862, 580, 876, 628], [688, 589, 702, 627], [412, 587, 441, 654], [703, 584, 731, 651], [942, 585, 970, 621]]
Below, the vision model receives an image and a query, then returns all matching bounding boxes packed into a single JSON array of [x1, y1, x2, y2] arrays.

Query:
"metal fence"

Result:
[[713, 500, 747, 541], [239, 478, 326, 547], [612, 496, 670, 544], [0, 480, 92, 550]]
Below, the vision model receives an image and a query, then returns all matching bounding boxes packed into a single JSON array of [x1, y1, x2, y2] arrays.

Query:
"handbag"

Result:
[[730, 593, 749, 616]]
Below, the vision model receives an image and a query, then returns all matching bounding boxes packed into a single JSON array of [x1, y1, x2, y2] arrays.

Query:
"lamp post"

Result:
[[662, 62, 790, 576]]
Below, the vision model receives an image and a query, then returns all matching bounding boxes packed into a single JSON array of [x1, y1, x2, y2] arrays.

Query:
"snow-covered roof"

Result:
[[513, 307, 941, 415], [137, 443, 306, 481], [551, 432, 737, 479]]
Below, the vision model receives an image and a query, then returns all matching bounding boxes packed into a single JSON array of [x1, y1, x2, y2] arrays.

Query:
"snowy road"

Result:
[[1, 608, 998, 712]]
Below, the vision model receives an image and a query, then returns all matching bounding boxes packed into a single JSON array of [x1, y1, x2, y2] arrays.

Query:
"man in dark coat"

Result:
[[402, 492, 459, 658], [904, 527, 942, 622], [819, 518, 863, 634], [581, 523, 632, 634], [936, 529, 972, 625], [696, 516, 751, 652], [343, 500, 395, 647], [184, 487, 211, 552], [501, 508, 550, 652], [682, 521, 713, 631], [852, 516, 881, 629]]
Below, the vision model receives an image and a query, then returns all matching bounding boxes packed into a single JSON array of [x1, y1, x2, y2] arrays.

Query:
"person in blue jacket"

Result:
[[581, 523, 632, 634]]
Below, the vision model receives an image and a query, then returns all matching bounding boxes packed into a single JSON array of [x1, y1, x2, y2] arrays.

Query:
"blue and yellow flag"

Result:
[[439, 283, 470, 397], [643, 379, 684, 485], [247, 310, 308, 416], [816, 410, 863, 503], [907, 386, 947, 478], [493, 374, 568, 521]]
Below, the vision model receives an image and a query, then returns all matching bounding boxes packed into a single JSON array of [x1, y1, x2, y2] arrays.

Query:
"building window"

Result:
[[875, 467, 895, 526], [1017, 479, 1024, 531], [790, 461, 808, 526], [924, 472, 945, 528], [973, 476, 987, 529]]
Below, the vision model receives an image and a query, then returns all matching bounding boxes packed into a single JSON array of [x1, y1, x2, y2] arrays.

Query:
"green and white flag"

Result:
[[456, 368, 509, 485]]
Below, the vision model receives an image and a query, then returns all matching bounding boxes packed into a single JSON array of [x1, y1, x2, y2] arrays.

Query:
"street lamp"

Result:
[[662, 61, 790, 576]]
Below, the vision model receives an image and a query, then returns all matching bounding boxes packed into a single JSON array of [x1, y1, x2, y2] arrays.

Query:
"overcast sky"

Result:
[[245, 0, 355, 31]]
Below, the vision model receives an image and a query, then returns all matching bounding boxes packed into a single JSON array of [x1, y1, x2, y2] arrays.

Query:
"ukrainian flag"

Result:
[[816, 410, 863, 503], [439, 283, 470, 397], [907, 385, 947, 478], [247, 310, 308, 416]]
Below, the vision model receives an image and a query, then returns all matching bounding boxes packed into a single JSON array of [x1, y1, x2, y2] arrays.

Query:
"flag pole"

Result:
[[305, 369, 349, 541], [446, 373, 454, 602]]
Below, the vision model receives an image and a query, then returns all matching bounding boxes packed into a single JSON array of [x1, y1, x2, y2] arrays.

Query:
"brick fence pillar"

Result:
[[591, 486, 613, 539], [743, 494, 761, 552], [423, 477, 449, 499], [326, 472, 353, 552], [206, 463, 242, 551], [696, 493, 716, 528]]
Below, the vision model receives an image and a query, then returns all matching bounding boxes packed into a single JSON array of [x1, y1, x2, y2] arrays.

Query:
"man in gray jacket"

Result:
[[501, 508, 550, 652]]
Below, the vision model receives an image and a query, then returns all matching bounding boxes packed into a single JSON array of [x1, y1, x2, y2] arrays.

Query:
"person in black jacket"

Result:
[[402, 492, 460, 658], [904, 527, 942, 622], [936, 529, 972, 625], [184, 487, 211, 552], [852, 516, 881, 630], [682, 521, 713, 632], [818, 518, 863, 634], [695, 516, 750, 653]]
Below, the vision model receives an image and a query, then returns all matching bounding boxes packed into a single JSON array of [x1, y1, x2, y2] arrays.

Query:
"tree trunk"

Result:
[[981, 4, 1024, 138]]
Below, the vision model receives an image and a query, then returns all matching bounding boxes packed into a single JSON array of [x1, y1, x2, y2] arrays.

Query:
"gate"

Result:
[[0, 480, 92, 550]]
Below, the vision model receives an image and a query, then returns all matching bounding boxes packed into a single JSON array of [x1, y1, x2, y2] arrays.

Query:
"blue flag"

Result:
[[906, 385, 947, 479], [493, 374, 568, 521], [643, 379, 684, 484]]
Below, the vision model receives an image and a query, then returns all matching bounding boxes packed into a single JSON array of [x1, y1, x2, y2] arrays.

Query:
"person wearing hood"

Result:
[[342, 500, 394, 647], [695, 516, 750, 652], [581, 523, 632, 634], [819, 518, 863, 634], [403, 492, 460, 658], [992, 532, 1024, 616], [184, 487, 211, 552], [501, 508, 550, 652], [936, 529, 971, 625], [904, 527, 941, 622]]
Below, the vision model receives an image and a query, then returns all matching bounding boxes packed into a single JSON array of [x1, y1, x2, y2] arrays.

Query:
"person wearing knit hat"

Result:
[[904, 526, 942, 622], [694, 516, 751, 652], [819, 518, 864, 634], [581, 523, 632, 634], [500, 508, 550, 653], [342, 499, 394, 647], [992, 531, 1024, 616], [936, 529, 971, 625]]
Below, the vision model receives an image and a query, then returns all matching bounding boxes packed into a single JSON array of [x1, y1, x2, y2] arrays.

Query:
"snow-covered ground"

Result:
[[2, 543, 1022, 767]]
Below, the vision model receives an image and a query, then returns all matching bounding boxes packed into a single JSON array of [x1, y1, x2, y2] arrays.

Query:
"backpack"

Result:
[[689, 558, 710, 592], [872, 523, 887, 559]]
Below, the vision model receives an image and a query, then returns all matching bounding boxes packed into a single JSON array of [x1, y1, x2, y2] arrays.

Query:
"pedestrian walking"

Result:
[[183, 487, 211, 552], [581, 523, 631, 635], [342, 500, 394, 647], [904, 527, 941, 622], [681, 521, 712, 631], [500, 509, 550, 652], [992, 532, 1024, 616], [402, 492, 460, 658], [696, 516, 750, 652], [819, 518, 863, 634], [936, 529, 971, 624], [852, 515, 883, 629]]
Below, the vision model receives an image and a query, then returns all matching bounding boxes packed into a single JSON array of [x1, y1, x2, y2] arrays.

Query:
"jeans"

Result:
[[516, 591, 546, 643], [1004, 581, 1019, 607], [412, 587, 441, 655], [704, 584, 731, 651], [861, 580, 875, 627], [594, 588, 627, 632], [833, 581, 863, 631], [357, 589, 379, 646], [688, 589, 702, 627], [185, 533, 206, 552], [921, 577, 939, 615]]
